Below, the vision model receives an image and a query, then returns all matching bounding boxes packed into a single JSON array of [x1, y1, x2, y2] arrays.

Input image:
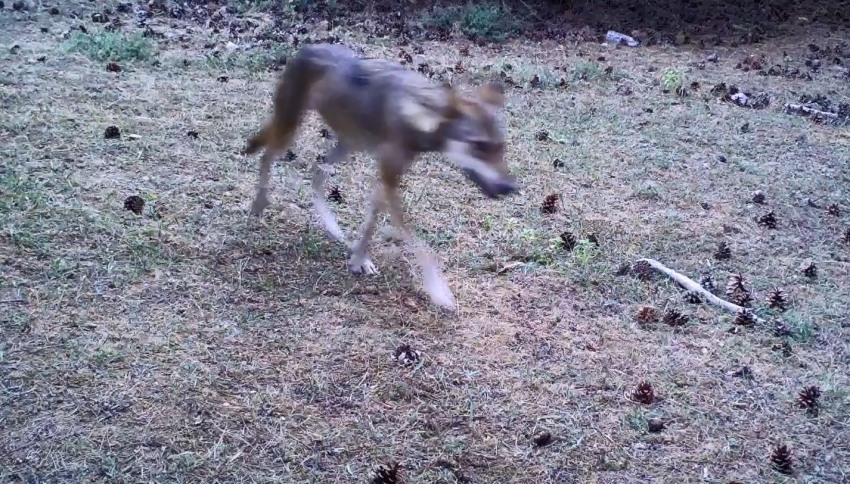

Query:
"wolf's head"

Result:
[[440, 82, 518, 199]]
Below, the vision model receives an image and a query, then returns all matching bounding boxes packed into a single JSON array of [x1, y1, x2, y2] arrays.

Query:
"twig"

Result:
[[636, 258, 764, 324], [0, 298, 27, 305]]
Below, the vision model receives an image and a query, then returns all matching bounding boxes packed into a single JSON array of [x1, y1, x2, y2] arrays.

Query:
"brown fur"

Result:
[[244, 43, 518, 310]]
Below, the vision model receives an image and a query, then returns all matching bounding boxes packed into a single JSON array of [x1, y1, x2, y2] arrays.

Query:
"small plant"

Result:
[[422, 2, 521, 43], [661, 68, 685, 95], [65, 30, 156, 62]]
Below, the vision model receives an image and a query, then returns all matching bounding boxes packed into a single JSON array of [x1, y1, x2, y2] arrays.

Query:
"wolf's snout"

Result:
[[463, 169, 518, 199]]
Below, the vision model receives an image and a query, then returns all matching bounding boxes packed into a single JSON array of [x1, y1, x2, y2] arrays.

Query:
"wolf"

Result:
[[244, 43, 518, 310]]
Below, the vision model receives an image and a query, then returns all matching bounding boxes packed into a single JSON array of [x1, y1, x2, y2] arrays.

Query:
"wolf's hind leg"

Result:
[[348, 181, 385, 275]]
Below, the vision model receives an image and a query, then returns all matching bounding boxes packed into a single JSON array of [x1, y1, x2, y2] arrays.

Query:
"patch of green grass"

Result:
[[661, 67, 686, 95], [422, 2, 522, 42], [64, 30, 156, 63]]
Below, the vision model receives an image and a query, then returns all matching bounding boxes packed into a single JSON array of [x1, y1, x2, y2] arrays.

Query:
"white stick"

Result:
[[636, 258, 765, 324]]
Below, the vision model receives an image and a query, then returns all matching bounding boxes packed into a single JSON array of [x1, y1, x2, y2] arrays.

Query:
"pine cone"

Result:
[[752, 190, 766, 204], [770, 445, 793, 475], [559, 231, 577, 251], [635, 306, 659, 325], [683, 291, 701, 304], [797, 386, 820, 415], [632, 260, 654, 281], [541, 193, 560, 214], [700, 274, 716, 294], [371, 463, 400, 484], [587, 233, 599, 246], [285, 150, 297, 161], [802, 262, 817, 278], [327, 185, 344, 204], [726, 274, 753, 307], [733, 309, 757, 326], [843, 228, 850, 244], [535, 130, 550, 141], [631, 381, 655, 404], [319, 128, 332, 139], [104, 125, 121, 139], [771, 318, 792, 337], [827, 203, 840, 216], [393, 345, 420, 365], [767, 288, 788, 311], [663, 309, 689, 327], [757, 211, 778, 229], [772, 341, 793, 356], [123, 195, 145, 215], [714, 241, 732, 260]]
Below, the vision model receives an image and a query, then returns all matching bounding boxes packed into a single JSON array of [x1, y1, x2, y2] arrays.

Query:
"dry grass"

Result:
[[2, 1, 850, 483]]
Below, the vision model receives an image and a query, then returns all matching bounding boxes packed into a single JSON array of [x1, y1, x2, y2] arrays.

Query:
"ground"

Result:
[[2, 1, 850, 483]]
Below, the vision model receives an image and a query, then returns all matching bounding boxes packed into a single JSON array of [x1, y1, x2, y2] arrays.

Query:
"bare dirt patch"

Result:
[[2, 1, 849, 483]]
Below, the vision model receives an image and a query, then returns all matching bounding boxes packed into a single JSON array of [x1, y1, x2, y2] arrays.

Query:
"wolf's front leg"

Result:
[[347, 182, 384, 275]]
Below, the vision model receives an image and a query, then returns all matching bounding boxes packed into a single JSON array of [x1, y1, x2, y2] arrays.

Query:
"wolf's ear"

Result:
[[478, 82, 505, 108]]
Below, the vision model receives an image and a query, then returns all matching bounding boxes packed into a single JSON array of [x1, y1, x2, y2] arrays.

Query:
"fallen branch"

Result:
[[636, 258, 765, 324], [784, 103, 839, 123]]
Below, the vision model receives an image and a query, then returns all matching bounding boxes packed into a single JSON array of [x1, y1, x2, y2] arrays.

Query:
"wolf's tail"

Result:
[[245, 45, 338, 155]]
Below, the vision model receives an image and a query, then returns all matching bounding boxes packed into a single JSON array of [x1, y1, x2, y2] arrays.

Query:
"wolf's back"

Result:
[[245, 44, 360, 154]]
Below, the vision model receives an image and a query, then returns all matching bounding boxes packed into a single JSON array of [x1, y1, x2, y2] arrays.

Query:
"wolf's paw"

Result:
[[348, 254, 379, 275]]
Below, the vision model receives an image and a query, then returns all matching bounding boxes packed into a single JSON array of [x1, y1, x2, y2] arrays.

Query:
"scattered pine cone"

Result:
[[663, 309, 689, 327], [104, 126, 121, 139], [535, 130, 550, 141], [587, 233, 599, 246], [106, 62, 122, 72], [733, 309, 757, 326], [632, 260, 654, 281], [541, 193, 560, 214], [770, 445, 793, 475], [327, 185, 344, 204], [797, 386, 820, 415], [123, 195, 144, 215], [371, 463, 400, 484], [635, 305, 659, 325], [767, 288, 788, 311], [186, 130, 199, 139], [319, 128, 332, 139], [631, 381, 655, 404], [217, 75, 229, 82], [827, 203, 840, 216], [647, 419, 665, 433], [393, 345, 420, 365], [771, 318, 792, 337], [773, 341, 793, 356], [726, 273, 753, 307], [553, 158, 565, 168], [285, 150, 297, 161], [700, 274, 716, 294], [843, 228, 850, 244], [757, 211, 778, 229], [683, 291, 701, 304], [752, 190, 766, 204], [802, 262, 817, 279], [714, 241, 732, 260], [559, 231, 577, 251], [531, 431, 553, 447]]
